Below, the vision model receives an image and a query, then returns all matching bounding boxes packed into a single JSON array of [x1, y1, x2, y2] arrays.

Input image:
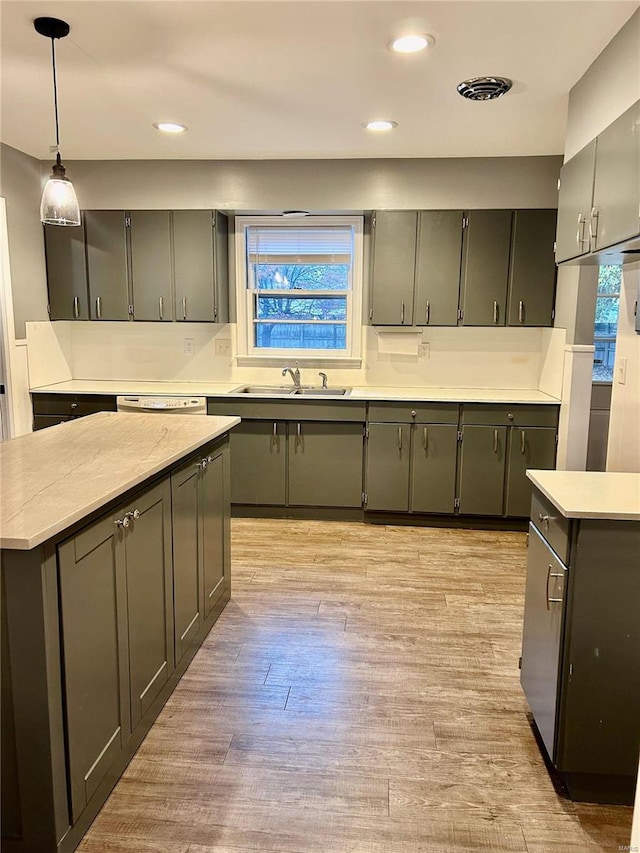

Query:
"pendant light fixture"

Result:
[[34, 17, 81, 226]]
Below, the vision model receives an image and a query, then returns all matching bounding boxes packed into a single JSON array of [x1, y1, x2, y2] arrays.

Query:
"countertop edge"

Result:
[[527, 471, 640, 521], [1, 415, 241, 551]]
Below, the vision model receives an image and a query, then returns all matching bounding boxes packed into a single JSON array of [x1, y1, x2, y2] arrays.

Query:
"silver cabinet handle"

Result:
[[423, 426, 428, 452], [518, 301, 524, 324], [115, 515, 131, 528], [589, 206, 599, 250], [520, 429, 526, 454], [546, 564, 564, 610], [273, 422, 277, 438], [576, 213, 588, 248], [73, 296, 80, 318], [159, 296, 164, 320], [182, 296, 187, 320], [196, 458, 208, 471], [70, 402, 78, 410], [493, 301, 499, 324], [131, 509, 140, 521], [401, 300, 405, 324], [425, 301, 430, 324], [493, 429, 499, 453], [213, 306, 218, 321], [297, 422, 302, 445], [411, 410, 416, 419], [96, 296, 102, 319], [398, 426, 403, 451]]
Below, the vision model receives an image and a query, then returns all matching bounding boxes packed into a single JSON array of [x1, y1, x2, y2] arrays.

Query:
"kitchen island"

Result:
[[1, 412, 240, 853], [521, 470, 640, 805]]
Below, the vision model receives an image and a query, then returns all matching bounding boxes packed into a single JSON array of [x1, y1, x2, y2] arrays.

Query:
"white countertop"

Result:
[[0, 412, 240, 551], [30, 380, 560, 405], [527, 470, 640, 521]]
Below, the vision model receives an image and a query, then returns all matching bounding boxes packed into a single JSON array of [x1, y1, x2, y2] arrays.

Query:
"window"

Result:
[[593, 265, 622, 382], [235, 216, 363, 361]]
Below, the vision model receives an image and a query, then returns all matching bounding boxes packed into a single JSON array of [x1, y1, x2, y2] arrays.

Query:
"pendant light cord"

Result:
[[50, 37, 60, 151]]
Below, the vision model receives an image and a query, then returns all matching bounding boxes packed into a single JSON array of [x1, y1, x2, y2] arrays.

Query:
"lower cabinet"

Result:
[[366, 423, 411, 511], [458, 425, 507, 516], [201, 448, 229, 616], [229, 419, 364, 509], [505, 427, 557, 517]]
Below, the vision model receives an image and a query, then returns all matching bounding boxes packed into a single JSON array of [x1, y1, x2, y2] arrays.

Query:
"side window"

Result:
[[593, 265, 622, 382]]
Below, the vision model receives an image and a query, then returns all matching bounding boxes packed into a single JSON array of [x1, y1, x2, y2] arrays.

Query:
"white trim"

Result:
[[0, 198, 16, 439], [234, 215, 364, 361]]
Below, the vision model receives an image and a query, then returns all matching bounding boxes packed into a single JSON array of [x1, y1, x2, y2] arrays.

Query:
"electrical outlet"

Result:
[[215, 339, 231, 357], [617, 357, 627, 385], [183, 338, 194, 355], [418, 342, 430, 359]]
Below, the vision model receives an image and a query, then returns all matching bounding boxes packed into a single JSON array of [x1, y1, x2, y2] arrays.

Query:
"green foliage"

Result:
[[597, 265, 622, 295]]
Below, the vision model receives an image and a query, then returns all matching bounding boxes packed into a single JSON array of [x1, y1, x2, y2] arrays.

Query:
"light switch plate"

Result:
[[418, 343, 430, 359], [215, 339, 231, 357], [617, 357, 627, 385]]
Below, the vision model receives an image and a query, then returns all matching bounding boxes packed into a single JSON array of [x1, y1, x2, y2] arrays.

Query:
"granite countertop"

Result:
[[0, 412, 240, 551], [527, 470, 640, 521], [30, 380, 561, 406]]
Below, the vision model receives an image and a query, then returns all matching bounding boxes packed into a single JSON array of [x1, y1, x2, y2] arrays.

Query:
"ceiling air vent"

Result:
[[457, 77, 512, 101]]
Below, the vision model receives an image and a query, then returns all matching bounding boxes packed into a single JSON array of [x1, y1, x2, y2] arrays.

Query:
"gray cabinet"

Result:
[[414, 211, 463, 327], [411, 424, 459, 513], [521, 504, 640, 804], [171, 457, 202, 663], [130, 211, 173, 321], [370, 211, 417, 325], [57, 513, 129, 823], [288, 421, 364, 507], [201, 446, 229, 617], [174, 210, 229, 323], [44, 221, 89, 320], [32, 393, 117, 431], [505, 427, 557, 517], [119, 480, 174, 731], [85, 211, 131, 321], [507, 210, 557, 327], [555, 140, 597, 262], [366, 422, 411, 511], [460, 210, 512, 326], [592, 101, 640, 251], [229, 420, 287, 505], [458, 425, 507, 515]]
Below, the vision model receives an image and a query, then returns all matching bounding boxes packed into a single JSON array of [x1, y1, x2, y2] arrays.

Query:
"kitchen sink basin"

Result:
[[238, 385, 297, 395], [294, 388, 351, 396]]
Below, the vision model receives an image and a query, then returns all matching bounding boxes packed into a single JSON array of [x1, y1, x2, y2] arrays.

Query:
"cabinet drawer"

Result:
[[530, 489, 571, 564], [367, 403, 459, 424], [462, 404, 558, 428], [33, 414, 72, 431], [32, 393, 117, 417]]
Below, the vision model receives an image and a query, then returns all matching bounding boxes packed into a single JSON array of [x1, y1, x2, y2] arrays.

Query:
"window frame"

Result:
[[234, 215, 364, 365]]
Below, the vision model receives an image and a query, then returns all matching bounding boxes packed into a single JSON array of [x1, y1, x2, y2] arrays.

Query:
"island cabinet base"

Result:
[[1, 436, 232, 853]]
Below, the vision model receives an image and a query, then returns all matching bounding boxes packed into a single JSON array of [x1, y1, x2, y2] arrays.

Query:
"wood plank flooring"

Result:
[[78, 519, 633, 853]]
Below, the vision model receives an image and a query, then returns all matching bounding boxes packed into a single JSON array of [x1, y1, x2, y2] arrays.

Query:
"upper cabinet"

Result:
[[370, 208, 556, 328], [45, 210, 230, 324], [556, 100, 640, 263]]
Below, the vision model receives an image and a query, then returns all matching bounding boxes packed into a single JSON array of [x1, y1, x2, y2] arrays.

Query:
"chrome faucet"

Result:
[[282, 365, 301, 387], [318, 372, 328, 389]]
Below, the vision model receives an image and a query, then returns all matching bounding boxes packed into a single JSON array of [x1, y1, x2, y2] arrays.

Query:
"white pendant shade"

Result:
[[40, 175, 81, 226]]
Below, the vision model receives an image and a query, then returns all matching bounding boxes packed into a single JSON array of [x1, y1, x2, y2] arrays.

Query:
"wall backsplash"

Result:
[[26, 320, 563, 392]]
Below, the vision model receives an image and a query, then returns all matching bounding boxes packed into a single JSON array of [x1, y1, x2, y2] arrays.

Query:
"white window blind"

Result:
[[246, 226, 353, 267]]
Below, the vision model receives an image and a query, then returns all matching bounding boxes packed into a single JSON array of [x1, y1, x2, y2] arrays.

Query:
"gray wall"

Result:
[[64, 156, 562, 211], [0, 144, 48, 338]]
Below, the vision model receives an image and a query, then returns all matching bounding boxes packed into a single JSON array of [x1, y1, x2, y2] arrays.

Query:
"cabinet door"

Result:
[[414, 211, 463, 327], [288, 421, 364, 507], [520, 524, 567, 761], [201, 447, 229, 617], [121, 480, 174, 731], [505, 427, 557, 518], [213, 211, 229, 324], [593, 101, 640, 250], [460, 210, 512, 326], [229, 420, 286, 505], [44, 221, 89, 319], [173, 210, 216, 322], [130, 211, 173, 321], [58, 514, 129, 822], [458, 425, 506, 515], [555, 140, 597, 262], [366, 423, 411, 511], [507, 210, 556, 327], [171, 457, 202, 664], [371, 211, 417, 325], [85, 211, 130, 320], [411, 424, 458, 513]]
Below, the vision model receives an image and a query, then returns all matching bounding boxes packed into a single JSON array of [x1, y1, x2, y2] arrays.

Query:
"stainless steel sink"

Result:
[[236, 385, 351, 396], [294, 388, 351, 396]]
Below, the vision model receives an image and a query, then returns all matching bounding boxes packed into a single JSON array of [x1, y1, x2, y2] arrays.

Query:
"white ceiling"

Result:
[[1, 1, 638, 161]]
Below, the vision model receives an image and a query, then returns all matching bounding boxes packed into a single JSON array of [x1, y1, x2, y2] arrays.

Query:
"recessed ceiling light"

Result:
[[389, 34, 435, 54], [152, 122, 189, 134], [363, 120, 398, 132]]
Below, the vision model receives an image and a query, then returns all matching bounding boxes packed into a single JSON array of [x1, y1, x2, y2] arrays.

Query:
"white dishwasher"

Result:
[[116, 395, 207, 415]]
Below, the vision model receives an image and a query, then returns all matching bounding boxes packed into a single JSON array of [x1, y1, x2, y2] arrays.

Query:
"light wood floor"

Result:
[[78, 519, 633, 853]]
